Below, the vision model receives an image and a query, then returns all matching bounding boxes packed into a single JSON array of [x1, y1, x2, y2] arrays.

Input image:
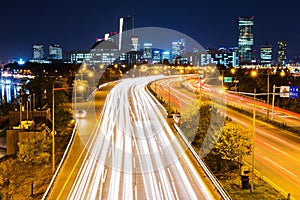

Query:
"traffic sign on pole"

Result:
[[280, 86, 290, 97], [289, 86, 298, 98], [223, 77, 232, 83]]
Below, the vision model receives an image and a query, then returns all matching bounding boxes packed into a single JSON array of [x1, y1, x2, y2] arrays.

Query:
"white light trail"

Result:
[[66, 76, 217, 199]]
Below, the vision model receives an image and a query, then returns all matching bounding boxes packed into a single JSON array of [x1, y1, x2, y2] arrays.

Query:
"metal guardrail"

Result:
[[174, 123, 231, 200], [42, 121, 78, 200], [146, 82, 231, 200]]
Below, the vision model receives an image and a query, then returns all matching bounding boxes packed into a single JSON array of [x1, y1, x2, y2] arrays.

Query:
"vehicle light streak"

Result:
[[61, 76, 219, 199]]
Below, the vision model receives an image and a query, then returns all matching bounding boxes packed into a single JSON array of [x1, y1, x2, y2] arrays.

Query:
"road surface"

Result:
[[153, 76, 300, 199], [46, 76, 223, 200]]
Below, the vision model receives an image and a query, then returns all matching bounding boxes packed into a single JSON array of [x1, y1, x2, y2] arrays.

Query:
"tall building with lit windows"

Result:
[[238, 16, 254, 65], [171, 38, 186, 61], [277, 41, 287, 66], [32, 44, 44, 60], [118, 15, 134, 51], [49, 44, 62, 60], [143, 43, 152, 62], [260, 44, 272, 66]]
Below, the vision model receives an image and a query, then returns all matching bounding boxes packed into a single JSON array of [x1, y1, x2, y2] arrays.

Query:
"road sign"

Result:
[[224, 77, 232, 83], [280, 86, 290, 97], [289, 86, 298, 98]]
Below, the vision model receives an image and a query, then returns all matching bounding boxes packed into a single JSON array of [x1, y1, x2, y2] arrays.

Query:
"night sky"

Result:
[[0, 0, 299, 63]]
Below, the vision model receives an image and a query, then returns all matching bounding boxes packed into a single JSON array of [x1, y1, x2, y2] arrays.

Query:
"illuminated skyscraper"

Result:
[[171, 38, 186, 61], [143, 43, 152, 62], [33, 44, 44, 60], [118, 15, 134, 51], [277, 41, 287, 66], [49, 44, 62, 60], [238, 16, 254, 65], [260, 44, 272, 66]]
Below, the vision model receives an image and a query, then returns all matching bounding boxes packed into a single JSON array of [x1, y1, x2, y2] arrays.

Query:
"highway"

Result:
[[46, 76, 223, 200], [225, 91, 300, 130], [153, 76, 300, 199]]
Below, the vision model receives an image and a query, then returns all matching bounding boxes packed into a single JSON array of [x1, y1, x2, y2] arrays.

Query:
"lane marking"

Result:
[[171, 182, 180, 200], [167, 167, 174, 182], [134, 185, 138, 200], [264, 142, 288, 156], [264, 156, 297, 178]]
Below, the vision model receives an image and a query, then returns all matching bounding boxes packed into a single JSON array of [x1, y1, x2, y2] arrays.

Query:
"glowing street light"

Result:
[[250, 70, 257, 77]]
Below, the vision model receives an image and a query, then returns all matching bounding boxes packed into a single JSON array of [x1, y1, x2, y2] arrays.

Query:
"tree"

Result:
[[0, 158, 24, 199], [54, 105, 73, 133], [210, 121, 252, 172], [181, 101, 225, 157], [17, 134, 51, 165]]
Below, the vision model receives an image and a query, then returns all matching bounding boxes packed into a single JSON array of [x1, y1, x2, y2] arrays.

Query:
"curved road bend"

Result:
[[46, 76, 223, 200]]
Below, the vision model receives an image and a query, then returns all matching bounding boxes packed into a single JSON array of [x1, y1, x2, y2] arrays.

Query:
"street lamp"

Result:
[[271, 70, 286, 120], [250, 70, 257, 77], [251, 69, 271, 120], [266, 72, 270, 120], [52, 86, 55, 174], [249, 71, 257, 193], [251, 88, 256, 193], [231, 68, 238, 92]]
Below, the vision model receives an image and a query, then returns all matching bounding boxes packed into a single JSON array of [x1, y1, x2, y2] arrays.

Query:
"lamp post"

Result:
[[52, 86, 55, 174], [230, 68, 237, 92], [272, 84, 276, 120], [266, 73, 270, 120], [251, 88, 256, 193], [251, 70, 271, 120], [168, 81, 171, 114], [199, 75, 202, 105], [271, 70, 286, 121], [33, 94, 35, 111], [249, 70, 257, 192]]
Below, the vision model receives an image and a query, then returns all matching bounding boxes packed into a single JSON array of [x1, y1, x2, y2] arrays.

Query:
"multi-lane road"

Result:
[[153, 76, 300, 199], [46, 76, 225, 199]]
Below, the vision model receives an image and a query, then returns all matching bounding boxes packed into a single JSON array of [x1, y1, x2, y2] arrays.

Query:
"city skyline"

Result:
[[1, 0, 299, 63]]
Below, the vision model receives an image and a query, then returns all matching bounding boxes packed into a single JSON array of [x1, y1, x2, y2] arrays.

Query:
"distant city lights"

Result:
[[17, 58, 25, 65]]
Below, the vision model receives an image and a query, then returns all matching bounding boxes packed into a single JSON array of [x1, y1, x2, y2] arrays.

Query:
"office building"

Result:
[[277, 41, 287, 66], [195, 48, 239, 67], [260, 44, 272, 66], [131, 36, 139, 51], [89, 40, 119, 66], [49, 44, 63, 60], [161, 51, 170, 62], [143, 43, 153, 62], [118, 15, 134, 51], [238, 16, 254, 65], [171, 38, 186, 61], [32, 44, 44, 60], [67, 51, 91, 64], [152, 49, 161, 63]]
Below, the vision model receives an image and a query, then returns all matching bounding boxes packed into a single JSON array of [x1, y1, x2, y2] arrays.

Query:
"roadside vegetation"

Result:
[[148, 81, 287, 200], [0, 77, 74, 200]]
